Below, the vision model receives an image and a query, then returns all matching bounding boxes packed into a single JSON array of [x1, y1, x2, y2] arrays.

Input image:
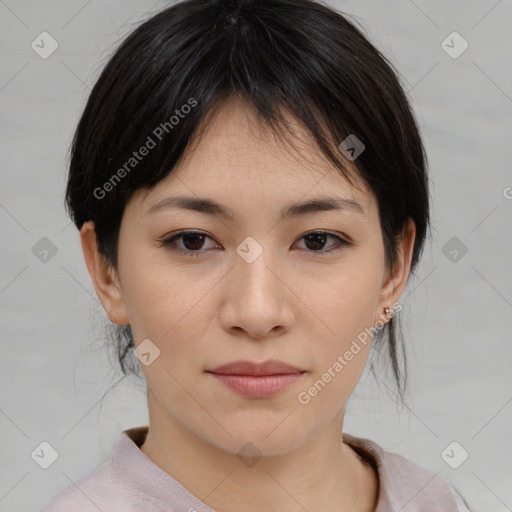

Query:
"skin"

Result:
[[80, 95, 415, 512]]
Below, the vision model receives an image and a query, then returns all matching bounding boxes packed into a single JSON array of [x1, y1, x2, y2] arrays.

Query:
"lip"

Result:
[[206, 359, 306, 399], [208, 359, 305, 376]]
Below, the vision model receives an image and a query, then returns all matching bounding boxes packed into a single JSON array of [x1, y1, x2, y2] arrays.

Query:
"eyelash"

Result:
[[159, 230, 351, 258]]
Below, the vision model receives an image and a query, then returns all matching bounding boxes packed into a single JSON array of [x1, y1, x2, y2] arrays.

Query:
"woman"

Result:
[[40, 0, 471, 510]]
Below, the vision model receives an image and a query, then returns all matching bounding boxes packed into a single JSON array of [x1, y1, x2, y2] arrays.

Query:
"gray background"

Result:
[[1, 1, 511, 511]]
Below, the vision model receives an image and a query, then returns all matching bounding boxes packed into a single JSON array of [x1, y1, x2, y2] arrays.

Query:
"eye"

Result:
[[294, 230, 351, 254], [159, 230, 351, 257], [160, 230, 220, 258]]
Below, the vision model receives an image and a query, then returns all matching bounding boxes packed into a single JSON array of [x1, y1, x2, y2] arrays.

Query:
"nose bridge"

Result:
[[234, 234, 279, 302], [222, 234, 291, 337]]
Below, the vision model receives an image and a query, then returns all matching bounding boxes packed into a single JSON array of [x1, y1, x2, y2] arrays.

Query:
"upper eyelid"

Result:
[[164, 229, 218, 244]]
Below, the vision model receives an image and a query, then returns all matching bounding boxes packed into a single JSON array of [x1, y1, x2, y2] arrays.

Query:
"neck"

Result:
[[139, 390, 378, 512]]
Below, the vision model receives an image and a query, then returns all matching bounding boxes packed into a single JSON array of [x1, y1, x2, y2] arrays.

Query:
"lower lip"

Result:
[[208, 372, 305, 398]]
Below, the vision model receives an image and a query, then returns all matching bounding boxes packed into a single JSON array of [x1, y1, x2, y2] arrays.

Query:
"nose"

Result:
[[219, 242, 294, 340]]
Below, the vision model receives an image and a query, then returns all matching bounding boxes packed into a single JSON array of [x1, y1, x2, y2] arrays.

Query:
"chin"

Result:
[[196, 421, 310, 459]]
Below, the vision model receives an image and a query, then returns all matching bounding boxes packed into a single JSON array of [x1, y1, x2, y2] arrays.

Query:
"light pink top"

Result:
[[39, 426, 469, 511]]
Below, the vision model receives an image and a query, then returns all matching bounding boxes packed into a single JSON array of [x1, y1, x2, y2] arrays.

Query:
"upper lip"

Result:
[[208, 359, 305, 376]]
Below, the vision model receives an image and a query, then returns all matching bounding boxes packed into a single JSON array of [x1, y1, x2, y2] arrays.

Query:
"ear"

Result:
[[376, 217, 416, 321], [79, 221, 130, 326]]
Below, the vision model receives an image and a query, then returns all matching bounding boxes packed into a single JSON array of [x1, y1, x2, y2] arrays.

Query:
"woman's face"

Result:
[[82, 96, 415, 456]]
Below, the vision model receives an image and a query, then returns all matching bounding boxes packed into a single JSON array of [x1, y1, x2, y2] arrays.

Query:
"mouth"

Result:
[[207, 359, 305, 376], [206, 359, 306, 398]]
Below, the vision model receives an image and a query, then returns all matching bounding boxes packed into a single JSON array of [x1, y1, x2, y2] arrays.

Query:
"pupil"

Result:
[[183, 233, 204, 250], [305, 233, 326, 251]]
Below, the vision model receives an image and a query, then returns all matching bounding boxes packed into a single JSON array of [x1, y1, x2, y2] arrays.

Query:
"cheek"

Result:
[[118, 245, 217, 369], [120, 255, 213, 409], [119, 241, 195, 333], [313, 258, 383, 342], [298, 258, 383, 398]]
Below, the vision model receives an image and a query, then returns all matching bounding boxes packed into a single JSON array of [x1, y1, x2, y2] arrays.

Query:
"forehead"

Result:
[[132, 95, 375, 216]]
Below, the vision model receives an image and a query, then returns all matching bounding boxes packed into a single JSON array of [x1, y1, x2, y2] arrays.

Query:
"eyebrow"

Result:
[[145, 195, 365, 219]]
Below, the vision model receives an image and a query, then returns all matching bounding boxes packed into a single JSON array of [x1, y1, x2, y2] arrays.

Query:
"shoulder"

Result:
[[37, 426, 166, 512], [343, 433, 471, 511], [37, 458, 120, 512]]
